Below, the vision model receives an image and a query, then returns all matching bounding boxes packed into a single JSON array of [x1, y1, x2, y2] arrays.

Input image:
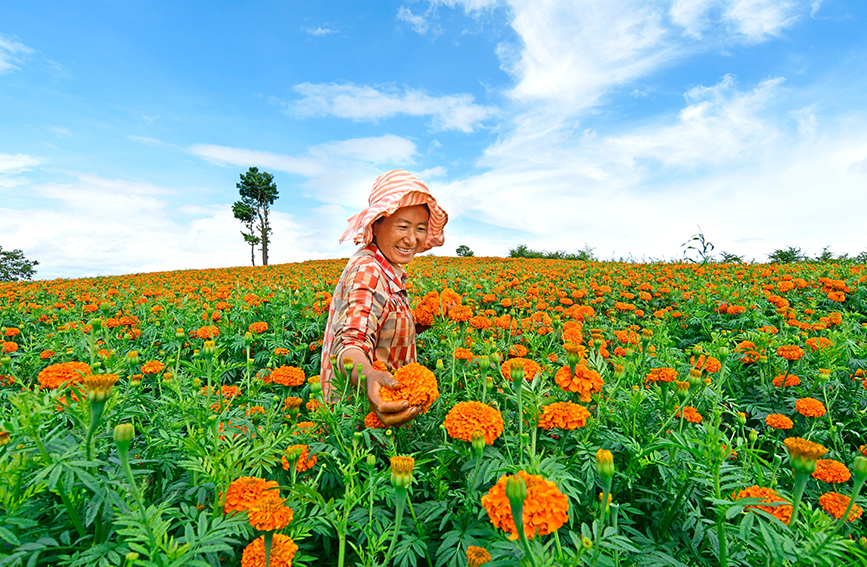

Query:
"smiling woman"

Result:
[[320, 169, 448, 427]]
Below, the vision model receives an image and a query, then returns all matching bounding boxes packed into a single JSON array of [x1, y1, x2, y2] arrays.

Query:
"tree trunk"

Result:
[[250, 244, 256, 266], [260, 208, 270, 266]]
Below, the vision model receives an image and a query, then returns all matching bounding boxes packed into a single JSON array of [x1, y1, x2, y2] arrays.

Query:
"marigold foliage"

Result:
[[443, 401, 504, 444]]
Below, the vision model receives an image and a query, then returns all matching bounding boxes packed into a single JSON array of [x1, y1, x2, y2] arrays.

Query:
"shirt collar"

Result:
[[365, 244, 407, 291]]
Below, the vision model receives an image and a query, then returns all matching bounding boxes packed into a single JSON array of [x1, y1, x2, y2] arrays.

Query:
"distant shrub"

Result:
[[508, 244, 596, 261]]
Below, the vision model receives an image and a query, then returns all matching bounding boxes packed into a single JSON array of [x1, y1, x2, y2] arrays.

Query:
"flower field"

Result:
[[2, 256, 867, 567]]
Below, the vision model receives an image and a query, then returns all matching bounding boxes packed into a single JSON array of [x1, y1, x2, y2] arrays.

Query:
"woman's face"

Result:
[[372, 205, 430, 267]]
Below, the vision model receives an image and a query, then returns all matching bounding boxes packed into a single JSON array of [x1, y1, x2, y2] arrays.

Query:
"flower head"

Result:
[[812, 459, 851, 483], [281, 444, 317, 473], [381, 363, 439, 413], [466, 546, 491, 567], [224, 476, 280, 514], [268, 366, 306, 387], [644, 367, 678, 384], [241, 534, 298, 567], [248, 321, 268, 334], [776, 345, 805, 361], [500, 357, 542, 382], [772, 373, 800, 388], [733, 485, 792, 524], [443, 401, 504, 444], [784, 437, 828, 474], [795, 397, 826, 418], [819, 492, 863, 522], [84, 373, 119, 402], [481, 470, 569, 540], [764, 414, 794, 430], [141, 360, 165, 375], [38, 361, 91, 390], [247, 492, 294, 531], [537, 402, 591, 430], [554, 364, 603, 402]]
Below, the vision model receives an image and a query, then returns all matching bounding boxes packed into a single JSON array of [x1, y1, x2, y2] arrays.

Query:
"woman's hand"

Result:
[[366, 369, 422, 427]]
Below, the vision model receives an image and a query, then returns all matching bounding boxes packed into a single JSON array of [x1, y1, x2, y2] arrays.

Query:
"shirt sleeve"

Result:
[[334, 257, 388, 360]]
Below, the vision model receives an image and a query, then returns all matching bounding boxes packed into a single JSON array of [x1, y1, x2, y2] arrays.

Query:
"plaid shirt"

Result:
[[320, 244, 417, 397]]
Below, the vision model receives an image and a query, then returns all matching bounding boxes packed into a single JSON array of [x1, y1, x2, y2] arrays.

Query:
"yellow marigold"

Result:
[[795, 397, 826, 418], [500, 357, 542, 382], [554, 364, 603, 402], [223, 476, 280, 514], [776, 345, 805, 361], [195, 325, 219, 339], [812, 459, 851, 483], [364, 411, 388, 429], [274, 347, 290, 356], [443, 401, 504, 444], [241, 534, 298, 567], [247, 492, 294, 531], [645, 367, 678, 384], [37, 361, 91, 390], [248, 321, 269, 334], [381, 363, 439, 413], [281, 445, 317, 473], [481, 470, 569, 540], [784, 437, 828, 461], [819, 492, 863, 522], [537, 402, 591, 430], [732, 485, 792, 524], [466, 546, 491, 567], [772, 373, 800, 387], [269, 365, 306, 387], [764, 414, 793, 430], [283, 396, 303, 411], [141, 360, 166, 375]]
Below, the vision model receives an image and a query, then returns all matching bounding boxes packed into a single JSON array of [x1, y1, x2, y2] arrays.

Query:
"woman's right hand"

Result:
[[366, 369, 421, 427]]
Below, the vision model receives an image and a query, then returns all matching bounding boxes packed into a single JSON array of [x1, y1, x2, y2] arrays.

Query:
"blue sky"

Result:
[[2, 0, 867, 279]]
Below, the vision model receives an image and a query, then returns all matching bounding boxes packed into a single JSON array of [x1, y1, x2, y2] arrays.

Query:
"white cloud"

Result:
[[0, 153, 40, 188], [397, 6, 438, 35], [0, 33, 33, 74], [305, 26, 338, 36], [48, 126, 72, 137], [723, 0, 801, 43], [286, 83, 495, 133]]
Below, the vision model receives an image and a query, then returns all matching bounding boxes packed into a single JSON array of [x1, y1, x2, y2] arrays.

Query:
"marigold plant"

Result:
[[381, 363, 439, 412], [481, 470, 569, 540], [443, 401, 504, 444], [537, 402, 590, 430]]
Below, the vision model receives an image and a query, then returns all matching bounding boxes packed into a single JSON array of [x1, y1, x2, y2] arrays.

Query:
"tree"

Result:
[[233, 168, 279, 266], [767, 246, 805, 263], [456, 245, 474, 257], [0, 246, 39, 282]]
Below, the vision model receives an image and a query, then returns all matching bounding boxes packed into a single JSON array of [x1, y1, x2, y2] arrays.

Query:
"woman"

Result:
[[320, 169, 448, 426]]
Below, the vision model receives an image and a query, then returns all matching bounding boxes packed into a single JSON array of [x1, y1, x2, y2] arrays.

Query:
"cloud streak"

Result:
[[0, 33, 33, 74]]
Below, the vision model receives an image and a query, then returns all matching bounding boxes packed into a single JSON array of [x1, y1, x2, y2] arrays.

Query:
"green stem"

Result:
[[384, 487, 407, 566]]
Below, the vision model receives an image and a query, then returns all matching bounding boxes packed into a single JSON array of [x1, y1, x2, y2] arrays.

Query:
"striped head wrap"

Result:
[[340, 169, 448, 252]]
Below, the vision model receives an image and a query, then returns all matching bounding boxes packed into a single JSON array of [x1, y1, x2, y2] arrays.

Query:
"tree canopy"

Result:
[[233, 167, 279, 266], [0, 246, 39, 282]]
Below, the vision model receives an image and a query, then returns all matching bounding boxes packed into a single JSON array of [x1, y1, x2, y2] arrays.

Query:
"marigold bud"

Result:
[[90, 318, 102, 330], [366, 454, 376, 468], [505, 474, 527, 504], [202, 340, 216, 358], [853, 456, 867, 484], [436, 359, 444, 371], [717, 346, 730, 359], [192, 377, 201, 388], [176, 328, 185, 338], [749, 429, 758, 443], [126, 350, 140, 365], [390, 456, 414, 489], [596, 449, 615, 480], [736, 412, 747, 426], [244, 331, 253, 346], [0, 430, 10, 446], [471, 428, 485, 456]]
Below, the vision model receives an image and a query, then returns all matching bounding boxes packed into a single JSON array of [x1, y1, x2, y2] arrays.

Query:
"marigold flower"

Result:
[[795, 397, 826, 418], [508, 344, 529, 358], [3, 328, 20, 337], [443, 401, 504, 444], [449, 305, 473, 322], [466, 545, 491, 567], [84, 373, 119, 402], [776, 345, 805, 361], [772, 373, 800, 388], [195, 325, 220, 339], [2, 341, 18, 353], [283, 396, 303, 411], [453, 347, 474, 361], [805, 337, 833, 351], [764, 414, 794, 430], [247, 492, 294, 531], [268, 366, 306, 387], [812, 459, 851, 483], [381, 363, 439, 413], [273, 347, 290, 356], [241, 534, 298, 567], [390, 455, 415, 488], [37, 361, 91, 390], [732, 485, 792, 524], [248, 321, 269, 334], [281, 444, 317, 472], [39, 350, 55, 360], [364, 411, 388, 429], [537, 402, 591, 430], [481, 470, 569, 540], [554, 364, 603, 402], [141, 360, 165, 375], [644, 367, 678, 384], [690, 354, 722, 373], [500, 357, 542, 382], [224, 476, 280, 514], [819, 492, 863, 522]]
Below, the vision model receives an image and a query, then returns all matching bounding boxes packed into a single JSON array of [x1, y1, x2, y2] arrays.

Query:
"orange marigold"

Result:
[[677, 406, 703, 424], [500, 357, 542, 382], [819, 492, 863, 521], [247, 492, 294, 531], [812, 459, 851, 483], [453, 347, 474, 361], [443, 401, 504, 444], [241, 534, 298, 567], [449, 305, 473, 322], [537, 402, 591, 430], [733, 485, 792, 524], [772, 373, 800, 388], [269, 366, 306, 387], [380, 363, 439, 413], [195, 325, 220, 339], [4, 328, 20, 337], [481, 470, 569, 540], [282, 444, 317, 473], [784, 437, 828, 461], [795, 397, 826, 418], [466, 546, 491, 567], [248, 321, 269, 334], [273, 347, 290, 356], [2, 341, 18, 353], [37, 361, 91, 390], [776, 345, 805, 361], [554, 364, 603, 402], [364, 411, 389, 429], [764, 414, 794, 430], [806, 337, 833, 351], [644, 367, 678, 384], [39, 350, 55, 360], [141, 360, 165, 375], [224, 476, 280, 514], [690, 355, 722, 373], [508, 344, 529, 358]]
